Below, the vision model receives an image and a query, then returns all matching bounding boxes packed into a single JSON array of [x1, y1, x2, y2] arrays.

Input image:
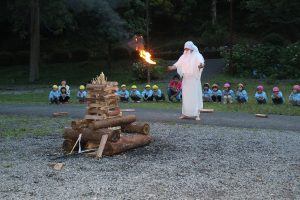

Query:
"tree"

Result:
[[211, 0, 217, 25], [29, 0, 39, 82]]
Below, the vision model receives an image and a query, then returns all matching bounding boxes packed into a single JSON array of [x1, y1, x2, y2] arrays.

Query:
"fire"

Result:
[[139, 49, 156, 65]]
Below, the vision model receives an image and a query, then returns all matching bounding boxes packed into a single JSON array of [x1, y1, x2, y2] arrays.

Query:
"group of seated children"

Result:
[[117, 74, 182, 103], [117, 84, 166, 103], [49, 80, 88, 104], [202, 82, 300, 106]]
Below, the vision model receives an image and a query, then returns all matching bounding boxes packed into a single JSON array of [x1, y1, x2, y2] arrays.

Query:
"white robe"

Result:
[[174, 49, 204, 117]]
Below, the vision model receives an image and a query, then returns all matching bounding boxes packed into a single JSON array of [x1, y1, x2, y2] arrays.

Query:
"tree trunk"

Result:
[[88, 115, 136, 130], [29, 0, 40, 82], [211, 0, 217, 25]]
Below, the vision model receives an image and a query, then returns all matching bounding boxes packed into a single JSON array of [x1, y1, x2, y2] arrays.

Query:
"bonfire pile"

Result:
[[62, 72, 151, 159]]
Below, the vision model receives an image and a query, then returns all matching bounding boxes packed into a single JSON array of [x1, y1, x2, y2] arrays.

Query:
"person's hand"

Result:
[[168, 65, 174, 71]]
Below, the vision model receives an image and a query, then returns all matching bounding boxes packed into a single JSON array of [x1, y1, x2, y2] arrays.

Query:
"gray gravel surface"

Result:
[[1, 123, 299, 199], [0, 104, 299, 131]]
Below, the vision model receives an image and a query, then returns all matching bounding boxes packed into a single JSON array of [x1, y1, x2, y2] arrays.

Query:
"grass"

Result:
[[0, 61, 299, 116], [0, 114, 71, 138]]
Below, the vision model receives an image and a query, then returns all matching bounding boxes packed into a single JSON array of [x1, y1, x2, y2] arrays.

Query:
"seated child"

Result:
[[58, 80, 71, 97], [236, 83, 248, 103], [222, 83, 234, 104], [142, 84, 154, 102], [167, 74, 182, 102], [59, 86, 70, 103], [152, 85, 165, 102], [271, 87, 284, 105], [77, 85, 87, 103], [130, 85, 142, 102], [202, 83, 212, 102], [49, 85, 60, 104], [255, 85, 268, 104], [289, 85, 300, 106], [211, 84, 222, 102], [118, 84, 129, 102]]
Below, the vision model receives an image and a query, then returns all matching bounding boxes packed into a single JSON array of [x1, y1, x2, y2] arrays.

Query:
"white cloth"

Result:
[[174, 41, 205, 117]]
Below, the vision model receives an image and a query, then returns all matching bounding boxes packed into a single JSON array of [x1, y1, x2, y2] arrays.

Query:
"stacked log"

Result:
[[62, 72, 151, 158]]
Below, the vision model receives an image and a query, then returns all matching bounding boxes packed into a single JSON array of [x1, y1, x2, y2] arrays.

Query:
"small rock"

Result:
[[49, 163, 64, 171]]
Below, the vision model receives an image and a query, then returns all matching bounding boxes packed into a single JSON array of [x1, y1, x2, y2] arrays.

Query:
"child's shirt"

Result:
[[142, 89, 153, 97], [211, 89, 222, 96], [271, 91, 283, 99], [130, 90, 142, 98], [77, 90, 87, 98], [49, 90, 60, 100], [153, 89, 163, 97], [236, 89, 248, 101], [203, 89, 212, 97], [222, 89, 234, 97], [289, 92, 300, 102], [59, 85, 70, 96], [168, 80, 182, 91], [117, 90, 129, 98], [255, 91, 268, 101]]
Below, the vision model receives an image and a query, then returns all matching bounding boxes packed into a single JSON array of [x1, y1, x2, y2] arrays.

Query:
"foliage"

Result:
[[220, 42, 300, 79], [132, 59, 167, 81], [0, 51, 14, 65], [200, 24, 229, 47]]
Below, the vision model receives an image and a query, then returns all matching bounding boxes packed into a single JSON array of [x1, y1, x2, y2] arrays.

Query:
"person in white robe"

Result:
[[168, 41, 205, 120]]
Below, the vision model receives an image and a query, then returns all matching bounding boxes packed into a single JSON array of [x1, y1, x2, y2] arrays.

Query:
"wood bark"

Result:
[[89, 115, 136, 129], [103, 134, 151, 156], [121, 123, 150, 135], [71, 119, 88, 129], [63, 127, 120, 143], [29, 0, 40, 82], [211, 0, 217, 25]]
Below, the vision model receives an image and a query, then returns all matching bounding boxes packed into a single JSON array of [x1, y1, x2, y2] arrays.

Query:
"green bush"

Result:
[[220, 42, 300, 79], [200, 25, 229, 47], [132, 59, 167, 81], [0, 51, 14, 65], [262, 33, 287, 46]]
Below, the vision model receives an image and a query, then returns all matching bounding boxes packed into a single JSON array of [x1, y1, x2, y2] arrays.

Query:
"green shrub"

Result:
[[0, 51, 14, 65], [200, 25, 229, 47], [262, 33, 286, 46], [220, 42, 300, 79], [132, 59, 167, 81]]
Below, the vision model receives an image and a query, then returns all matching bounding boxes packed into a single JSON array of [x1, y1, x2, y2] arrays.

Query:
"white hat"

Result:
[[184, 41, 194, 50]]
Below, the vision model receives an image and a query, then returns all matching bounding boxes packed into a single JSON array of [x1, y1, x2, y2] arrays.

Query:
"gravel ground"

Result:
[[1, 123, 299, 199]]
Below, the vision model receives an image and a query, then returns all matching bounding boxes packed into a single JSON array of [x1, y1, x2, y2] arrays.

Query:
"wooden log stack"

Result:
[[62, 72, 151, 158]]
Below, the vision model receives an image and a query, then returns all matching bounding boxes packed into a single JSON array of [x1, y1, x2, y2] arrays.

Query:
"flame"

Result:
[[139, 50, 156, 65]]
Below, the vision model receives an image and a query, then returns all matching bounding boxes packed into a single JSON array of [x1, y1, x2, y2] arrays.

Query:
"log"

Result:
[[71, 119, 88, 129], [86, 84, 106, 89], [63, 127, 120, 143], [88, 115, 136, 129], [84, 115, 106, 120], [103, 134, 151, 156], [200, 109, 214, 113], [255, 114, 268, 118], [104, 86, 118, 93], [121, 123, 150, 135], [108, 107, 121, 117], [52, 112, 68, 117]]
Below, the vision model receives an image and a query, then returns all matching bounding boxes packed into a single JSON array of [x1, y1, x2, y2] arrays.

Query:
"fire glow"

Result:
[[139, 49, 156, 65]]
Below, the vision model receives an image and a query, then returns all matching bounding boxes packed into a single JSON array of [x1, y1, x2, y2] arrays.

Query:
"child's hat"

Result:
[[152, 85, 159, 90], [203, 83, 210, 87], [223, 83, 230, 88], [238, 83, 244, 88], [131, 85, 137, 89], [212, 84, 219, 88], [257, 85, 264, 90], [79, 85, 85, 90], [52, 85, 58, 89], [121, 84, 126, 88], [145, 84, 151, 88], [272, 86, 280, 92]]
